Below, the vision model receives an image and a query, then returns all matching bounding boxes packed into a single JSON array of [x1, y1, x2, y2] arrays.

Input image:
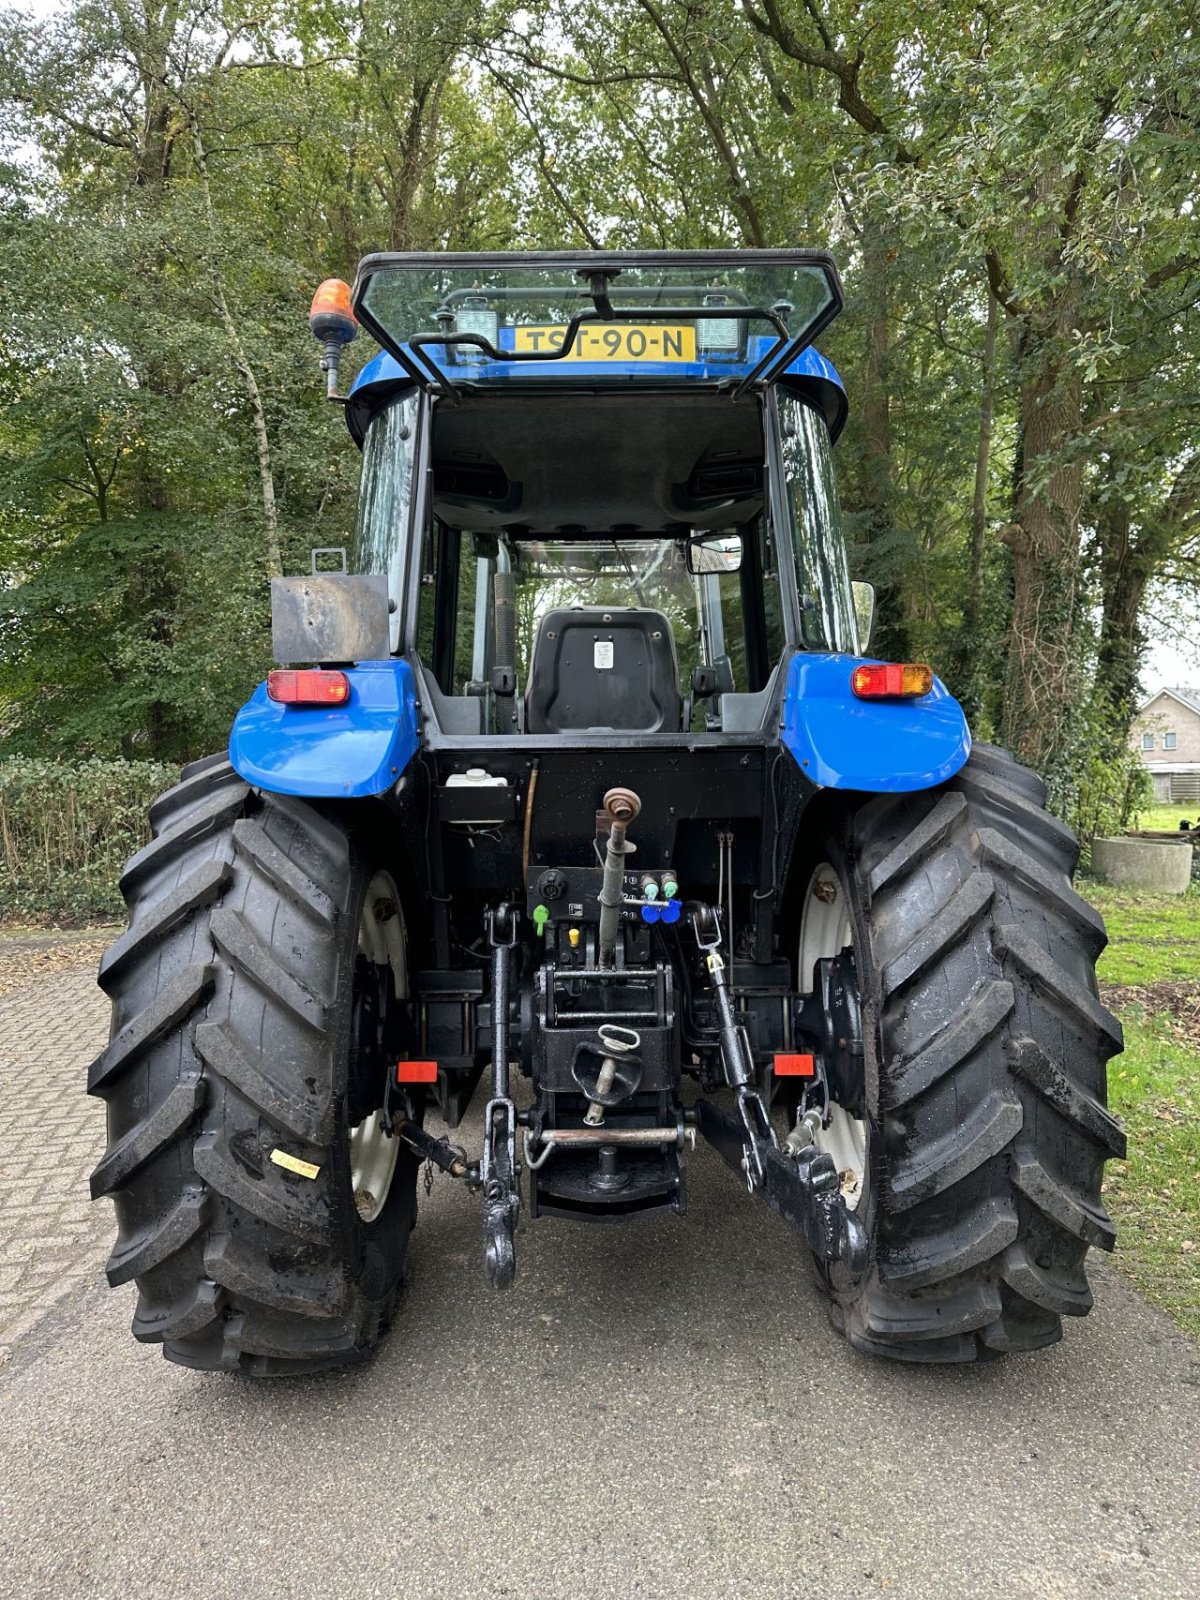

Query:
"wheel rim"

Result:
[[348, 871, 407, 1226], [797, 862, 867, 1210]]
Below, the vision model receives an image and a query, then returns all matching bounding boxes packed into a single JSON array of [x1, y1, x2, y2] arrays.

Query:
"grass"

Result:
[[1131, 802, 1199, 832], [1102, 1012, 1200, 1339], [1080, 879, 1200, 1340], [1084, 880, 1200, 985]]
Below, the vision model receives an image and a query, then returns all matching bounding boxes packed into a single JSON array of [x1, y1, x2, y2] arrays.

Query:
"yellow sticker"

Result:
[[271, 1148, 321, 1180]]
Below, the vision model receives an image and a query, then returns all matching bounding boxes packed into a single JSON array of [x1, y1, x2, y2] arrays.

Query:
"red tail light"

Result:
[[850, 663, 934, 700], [396, 1060, 438, 1084], [267, 669, 350, 706], [774, 1053, 815, 1078]]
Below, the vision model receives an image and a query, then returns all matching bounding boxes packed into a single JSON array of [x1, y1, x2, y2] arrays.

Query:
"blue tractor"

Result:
[[89, 252, 1125, 1372]]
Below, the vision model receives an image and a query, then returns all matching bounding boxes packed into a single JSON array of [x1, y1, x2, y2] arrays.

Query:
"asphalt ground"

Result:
[[2, 960, 1199, 1600]]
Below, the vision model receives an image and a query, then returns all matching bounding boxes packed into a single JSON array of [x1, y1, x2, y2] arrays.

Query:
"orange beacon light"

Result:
[[308, 278, 357, 399]]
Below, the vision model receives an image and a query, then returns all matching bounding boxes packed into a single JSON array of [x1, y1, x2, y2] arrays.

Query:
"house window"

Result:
[[1142, 732, 1155, 751], [1164, 731, 1178, 751]]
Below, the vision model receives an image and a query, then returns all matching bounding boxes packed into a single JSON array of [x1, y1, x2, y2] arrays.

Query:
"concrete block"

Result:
[[1091, 836, 1193, 894]]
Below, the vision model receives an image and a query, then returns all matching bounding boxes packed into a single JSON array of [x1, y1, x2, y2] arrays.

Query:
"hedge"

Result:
[[0, 758, 178, 921]]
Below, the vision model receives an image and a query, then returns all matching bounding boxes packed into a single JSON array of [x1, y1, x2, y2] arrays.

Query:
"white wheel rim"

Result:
[[348, 871, 407, 1226], [797, 862, 867, 1209]]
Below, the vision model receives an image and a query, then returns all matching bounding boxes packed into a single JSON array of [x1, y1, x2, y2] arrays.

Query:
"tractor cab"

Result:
[[339, 252, 857, 746]]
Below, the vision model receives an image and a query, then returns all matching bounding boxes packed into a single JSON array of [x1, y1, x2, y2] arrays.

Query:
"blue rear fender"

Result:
[[782, 653, 971, 792], [228, 651, 969, 800], [229, 660, 419, 799]]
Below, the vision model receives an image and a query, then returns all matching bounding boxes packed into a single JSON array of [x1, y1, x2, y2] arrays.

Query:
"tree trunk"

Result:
[[857, 209, 909, 660], [1000, 330, 1086, 769], [191, 122, 282, 580], [949, 283, 1002, 727], [968, 286, 998, 626], [1094, 496, 1146, 722]]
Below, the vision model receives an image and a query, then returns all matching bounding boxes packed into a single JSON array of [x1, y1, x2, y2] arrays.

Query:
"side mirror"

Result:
[[687, 531, 743, 576], [852, 581, 876, 651]]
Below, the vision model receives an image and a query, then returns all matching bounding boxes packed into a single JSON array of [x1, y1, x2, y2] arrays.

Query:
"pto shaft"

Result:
[[597, 787, 640, 969]]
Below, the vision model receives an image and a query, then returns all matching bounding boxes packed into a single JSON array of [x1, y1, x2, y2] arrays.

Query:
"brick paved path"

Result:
[[0, 960, 111, 1360]]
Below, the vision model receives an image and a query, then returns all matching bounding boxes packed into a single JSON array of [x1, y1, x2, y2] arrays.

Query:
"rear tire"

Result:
[[809, 743, 1126, 1361], [88, 756, 419, 1374]]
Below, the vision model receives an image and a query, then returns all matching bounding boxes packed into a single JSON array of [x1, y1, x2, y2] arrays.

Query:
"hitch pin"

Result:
[[583, 1022, 641, 1126], [392, 1117, 471, 1180]]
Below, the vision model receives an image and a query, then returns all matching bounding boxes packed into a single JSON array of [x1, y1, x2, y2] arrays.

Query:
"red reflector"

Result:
[[850, 662, 934, 699], [774, 1053, 815, 1078], [396, 1059, 438, 1084], [267, 669, 350, 706]]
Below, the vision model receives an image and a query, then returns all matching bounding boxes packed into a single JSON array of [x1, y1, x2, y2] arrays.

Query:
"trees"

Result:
[[1, 0, 1195, 800], [482, 0, 1199, 792], [735, 0, 1199, 771], [0, 0, 521, 757]]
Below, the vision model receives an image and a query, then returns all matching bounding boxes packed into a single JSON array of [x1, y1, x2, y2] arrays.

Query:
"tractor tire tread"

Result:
[[104, 1188, 211, 1287], [88, 961, 214, 1093], [132, 1279, 228, 1345], [194, 1018, 333, 1145], [208, 906, 327, 1031], [877, 1196, 1019, 1290], [821, 743, 1123, 1361], [886, 1090, 1022, 1210], [98, 858, 232, 990], [90, 758, 417, 1375], [880, 872, 995, 996], [886, 979, 1014, 1109], [90, 1074, 205, 1198], [121, 784, 249, 897], [148, 758, 245, 834], [232, 818, 338, 926]]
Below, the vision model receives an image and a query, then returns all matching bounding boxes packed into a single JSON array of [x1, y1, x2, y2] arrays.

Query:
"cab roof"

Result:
[[344, 249, 847, 440], [345, 342, 847, 444]]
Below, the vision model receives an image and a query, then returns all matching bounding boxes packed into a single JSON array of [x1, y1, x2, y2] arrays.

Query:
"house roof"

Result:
[[1136, 686, 1200, 718]]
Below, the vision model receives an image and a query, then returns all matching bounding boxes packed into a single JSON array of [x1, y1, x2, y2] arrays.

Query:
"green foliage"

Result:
[[0, 0, 525, 762], [1044, 689, 1154, 853], [0, 757, 175, 918], [482, 0, 1200, 781]]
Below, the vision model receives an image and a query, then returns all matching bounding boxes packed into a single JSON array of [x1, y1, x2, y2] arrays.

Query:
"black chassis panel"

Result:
[[392, 715, 825, 1164], [430, 736, 777, 888]]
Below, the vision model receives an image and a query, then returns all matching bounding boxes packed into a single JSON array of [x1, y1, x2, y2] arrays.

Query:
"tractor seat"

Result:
[[525, 607, 682, 734]]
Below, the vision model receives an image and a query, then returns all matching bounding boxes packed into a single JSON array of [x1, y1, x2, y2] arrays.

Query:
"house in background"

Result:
[[1129, 687, 1200, 803]]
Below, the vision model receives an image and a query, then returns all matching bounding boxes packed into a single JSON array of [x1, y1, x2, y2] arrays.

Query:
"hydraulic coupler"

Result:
[[689, 903, 867, 1274]]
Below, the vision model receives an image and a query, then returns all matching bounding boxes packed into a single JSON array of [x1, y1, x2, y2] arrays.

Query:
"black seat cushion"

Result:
[[525, 607, 682, 733]]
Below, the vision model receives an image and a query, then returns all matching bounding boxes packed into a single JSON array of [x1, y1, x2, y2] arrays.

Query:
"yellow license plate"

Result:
[[512, 323, 697, 362]]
